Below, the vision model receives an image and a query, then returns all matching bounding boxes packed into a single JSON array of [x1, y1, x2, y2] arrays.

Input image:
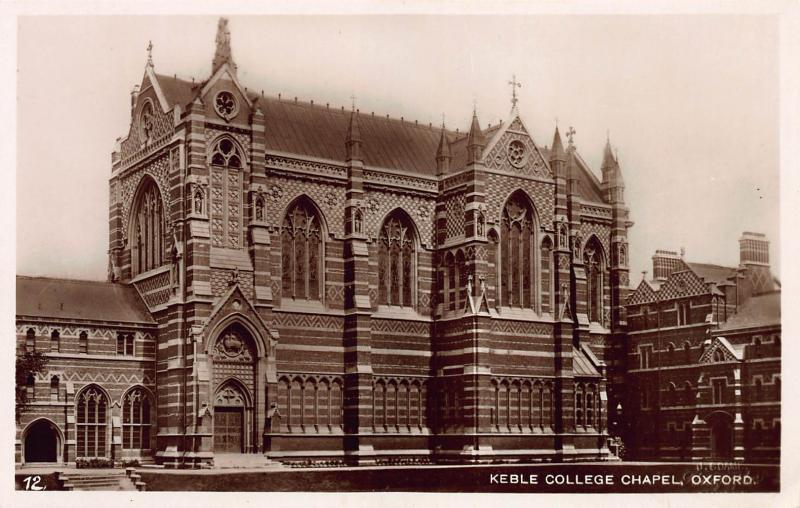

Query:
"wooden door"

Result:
[[214, 407, 243, 453]]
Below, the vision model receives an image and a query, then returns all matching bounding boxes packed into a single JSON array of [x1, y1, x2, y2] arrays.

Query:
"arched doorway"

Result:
[[24, 419, 61, 463], [213, 381, 249, 453], [210, 323, 257, 454], [707, 412, 733, 460]]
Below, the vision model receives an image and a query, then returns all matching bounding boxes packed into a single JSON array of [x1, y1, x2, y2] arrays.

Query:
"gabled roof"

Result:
[[686, 262, 737, 285], [16, 276, 155, 325], [147, 73, 615, 190], [573, 346, 601, 377], [539, 147, 605, 204], [155, 73, 197, 108], [717, 291, 781, 331]]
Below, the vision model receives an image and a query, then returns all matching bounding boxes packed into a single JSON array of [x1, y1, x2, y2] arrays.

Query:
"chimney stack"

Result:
[[739, 232, 769, 266], [652, 249, 683, 281]]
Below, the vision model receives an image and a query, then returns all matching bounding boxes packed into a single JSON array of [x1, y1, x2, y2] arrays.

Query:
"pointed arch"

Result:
[[281, 195, 326, 302], [499, 189, 540, 310], [75, 384, 110, 458], [129, 175, 167, 276], [22, 418, 64, 464], [121, 385, 154, 450], [378, 208, 418, 307], [583, 235, 606, 324], [208, 135, 246, 249]]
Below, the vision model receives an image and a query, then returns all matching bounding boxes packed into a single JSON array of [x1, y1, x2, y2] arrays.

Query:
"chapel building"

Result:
[[15, 18, 633, 467]]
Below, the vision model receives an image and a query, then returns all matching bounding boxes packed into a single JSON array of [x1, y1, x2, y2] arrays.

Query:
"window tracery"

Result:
[[123, 388, 152, 449], [131, 179, 164, 275], [500, 192, 537, 308], [281, 199, 322, 301], [76, 386, 107, 458], [209, 138, 243, 248], [378, 211, 416, 307], [583, 239, 605, 324]]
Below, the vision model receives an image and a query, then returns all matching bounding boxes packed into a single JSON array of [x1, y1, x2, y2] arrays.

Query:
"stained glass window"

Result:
[[76, 387, 108, 458], [281, 199, 322, 301], [378, 212, 416, 307], [500, 192, 537, 308], [131, 179, 164, 275]]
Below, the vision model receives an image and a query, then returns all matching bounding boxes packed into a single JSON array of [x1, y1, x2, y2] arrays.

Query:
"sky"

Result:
[[15, 14, 780, 283]]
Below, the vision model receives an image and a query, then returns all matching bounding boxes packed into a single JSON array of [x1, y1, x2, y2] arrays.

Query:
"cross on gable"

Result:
[[566, 126, 576, 147], [508, 74, 522, 108]]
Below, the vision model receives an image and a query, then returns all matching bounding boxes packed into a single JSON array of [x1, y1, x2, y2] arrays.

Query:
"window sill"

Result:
[[373, 305, 427, 321], [277, 299, 329, 314]]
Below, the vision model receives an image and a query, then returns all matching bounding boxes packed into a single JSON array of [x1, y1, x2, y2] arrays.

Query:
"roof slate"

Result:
[[150, 74, 608, 202], [686, 262, 737, 285], [17, 276, 155, 325], [573, 346, 601, 377], [717, 291, 781, 330]]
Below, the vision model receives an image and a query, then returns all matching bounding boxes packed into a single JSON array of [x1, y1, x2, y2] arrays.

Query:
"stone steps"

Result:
[[58, 471, 140, 491]]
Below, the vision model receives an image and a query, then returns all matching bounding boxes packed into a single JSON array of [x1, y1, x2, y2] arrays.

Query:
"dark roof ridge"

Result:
[[17, 274, 110, 284]]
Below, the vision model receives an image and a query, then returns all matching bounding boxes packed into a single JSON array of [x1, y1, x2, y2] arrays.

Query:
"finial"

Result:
[[680, 247, 685, 258], [642, 270, 648, 280], [146, 40, 153, 66], [508, 74, 522, 108], [566, 126, 576, 148], [350, 94, 356, 112], [555, 116, 559, 127], [607, 129, 610, 143], [441, 112, 446, 128]]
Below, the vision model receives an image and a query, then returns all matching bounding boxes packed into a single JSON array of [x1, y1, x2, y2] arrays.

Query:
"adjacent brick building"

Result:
[[622, 233, 780, 463]]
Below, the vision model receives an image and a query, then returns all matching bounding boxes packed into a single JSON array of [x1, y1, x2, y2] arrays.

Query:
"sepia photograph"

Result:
[[5, 4, 798, 505]]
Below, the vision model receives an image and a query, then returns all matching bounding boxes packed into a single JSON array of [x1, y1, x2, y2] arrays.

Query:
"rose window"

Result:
[[507, 140, 527, 168], [214, 91, 238, 119]]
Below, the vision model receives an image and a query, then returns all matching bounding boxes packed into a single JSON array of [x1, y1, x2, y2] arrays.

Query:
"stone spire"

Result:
[[601, 137, 618, 171], [550, 126, 565, 162], [436, 124, 451, 175], [466, 109, 484, 165], [345, 109, 362, 162], [601, 137, 625, 191], [212, 17, 237, 75], [601, 136, 625, 205]]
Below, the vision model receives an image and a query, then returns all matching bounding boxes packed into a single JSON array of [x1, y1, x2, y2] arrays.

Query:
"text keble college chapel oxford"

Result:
[[15, 19, 779, 467]]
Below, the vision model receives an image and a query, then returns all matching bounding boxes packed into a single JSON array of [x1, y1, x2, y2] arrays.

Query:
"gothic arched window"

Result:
[[50, 375, 59, 401], [281, 199, 322, 301], [209, 137, 244, 249], [122, 387, 152, 450], [583, 239, 605, 324], [378, 211, 416, 307], [76, 386, 108, 458], [500, 192, 538, 308], [131, 179, 165, 276], [79, 331, 88, 354], [25, 328, 35, 353], [50, 330, 60, 352]]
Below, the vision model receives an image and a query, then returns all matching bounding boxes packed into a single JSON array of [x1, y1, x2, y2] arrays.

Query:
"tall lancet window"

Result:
[[378, 211, 415, 307], [209, 137, 243, 249], [583, 238, 605, 324], [131, 179, 164, 276], [281, 199, 322, 301], [500, 192, 537, 308]]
